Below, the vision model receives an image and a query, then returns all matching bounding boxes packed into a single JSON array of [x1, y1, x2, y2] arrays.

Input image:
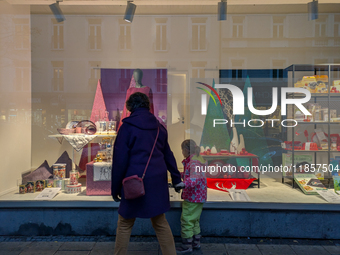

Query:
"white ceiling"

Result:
[[5, 0, 340, 15], [6, 0, 340, 5]]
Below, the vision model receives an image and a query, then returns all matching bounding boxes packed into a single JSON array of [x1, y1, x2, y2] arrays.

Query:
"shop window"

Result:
[[315, 16, 327, 38], [192, 68, 205, 78], [155, 18, 168, 51], [51, 61, 64, 92], [333, 69, 340, 79], [32, 109, 42, 126], [332, 61, 340, 79], [314, 59, 328, 65], [272, 60, 286, 80], [231, 69, 243, 80], [88, 19, 102, 50], [191, 61, 207, 78], [334, 15, 340, 46], [119, 23, 131, 51], [89, 61, 101, 92], [52, 20, 64, 50], [315, 23, 326, 37], [15, 67, 29, 91], [13, 18, 29, 50], [119, 61, 132, 68], [155, 69, 167, 92], [155, 61, 168, 68], [272, 16, 285, 38], [272, 69, 284, 80], [191, 18, 207, 51], [231, 59, 244, 80], [232, 16, 244, 38], [313, 60, 329, 79]]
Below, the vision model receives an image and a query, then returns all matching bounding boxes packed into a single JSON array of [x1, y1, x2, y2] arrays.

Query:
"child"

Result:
[[176, 139, 207, 254]]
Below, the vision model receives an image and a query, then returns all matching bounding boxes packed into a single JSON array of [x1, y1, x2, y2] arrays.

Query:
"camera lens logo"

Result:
[[196, 81, 312, 128], [196, 82, 223, 116], [196, 82, 222, 107], [197, 82, 311, 117]]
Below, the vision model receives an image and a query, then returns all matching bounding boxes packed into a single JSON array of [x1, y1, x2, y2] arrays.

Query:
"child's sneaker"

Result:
[[192, 235, 201, 249], [176, 238, 193, 254]]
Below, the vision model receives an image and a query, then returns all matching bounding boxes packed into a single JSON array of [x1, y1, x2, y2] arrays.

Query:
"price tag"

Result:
[[35, 188, 61, 200], [316, 190, 340, 203]]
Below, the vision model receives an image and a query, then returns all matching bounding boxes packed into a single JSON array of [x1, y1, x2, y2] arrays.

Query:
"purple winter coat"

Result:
[[111, 107, 182, 219]]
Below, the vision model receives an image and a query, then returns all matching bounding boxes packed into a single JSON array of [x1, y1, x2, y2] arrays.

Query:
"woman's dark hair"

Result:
[[181, 139, 200, 156], [126, 92, 150, 112]]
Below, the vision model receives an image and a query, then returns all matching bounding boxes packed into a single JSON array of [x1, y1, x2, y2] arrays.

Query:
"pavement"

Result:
[[1, 236, 340, 255]]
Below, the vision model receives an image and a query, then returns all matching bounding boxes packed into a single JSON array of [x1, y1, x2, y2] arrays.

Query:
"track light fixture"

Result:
[[218, 0, 227, 21], [49, 1, 65, 23], [124, 1, 137, 23], [308, 0, 318, 21]]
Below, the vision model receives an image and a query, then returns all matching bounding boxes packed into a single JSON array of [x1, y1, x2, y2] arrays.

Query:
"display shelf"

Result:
[[286, 150, 340, 152], [287, 93, 340, 98], [49, 134, 116, 138], [1, 174, 334, 205], [201, 154, 259, 160], [49, 133, 117, 170], [283, 64, 340, 189]]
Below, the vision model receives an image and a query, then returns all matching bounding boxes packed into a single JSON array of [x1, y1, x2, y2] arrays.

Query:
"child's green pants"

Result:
[[180, 200, 204, 239]]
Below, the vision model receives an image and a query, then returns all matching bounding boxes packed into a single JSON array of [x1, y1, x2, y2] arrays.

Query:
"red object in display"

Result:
[[239, 148, 250, 155], [79, 80, 108, 172], [330, 134, 340, 146], [207, 178, 256, 192], [304, 130, 309, 142], [310, 132, 328, 146], [302, 142, 318, 150], [90, 80, 109, 122], [331, 87, 339, 93], [284, 141, 302, 150], [86, 162, 111, 196]]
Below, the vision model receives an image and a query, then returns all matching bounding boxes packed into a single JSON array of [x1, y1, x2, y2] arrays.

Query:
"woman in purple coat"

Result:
[[111, 92, 185, 255]]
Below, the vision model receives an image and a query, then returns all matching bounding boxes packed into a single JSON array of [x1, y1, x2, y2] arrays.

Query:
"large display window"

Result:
[[1, 0, 340, 206]]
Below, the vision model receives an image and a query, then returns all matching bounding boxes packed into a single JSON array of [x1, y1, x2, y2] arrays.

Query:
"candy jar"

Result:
[[70, 170, 79, 185]]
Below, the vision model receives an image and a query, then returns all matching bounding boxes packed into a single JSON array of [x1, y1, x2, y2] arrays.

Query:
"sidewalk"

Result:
[[1, 237, 340, 255]]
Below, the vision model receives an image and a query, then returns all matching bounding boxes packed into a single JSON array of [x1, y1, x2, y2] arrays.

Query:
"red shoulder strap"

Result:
[[142, 126, 159, 179]]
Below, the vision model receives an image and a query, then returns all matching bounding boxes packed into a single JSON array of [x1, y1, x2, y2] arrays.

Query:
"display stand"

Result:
[[283, 64, 340, 188], [49, 134, 117, 168], [202, 154, 260, 188]]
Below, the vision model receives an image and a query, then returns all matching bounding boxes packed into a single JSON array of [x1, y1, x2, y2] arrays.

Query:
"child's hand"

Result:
[[112, 195, 121, 202], [174, 182, 185, 193]]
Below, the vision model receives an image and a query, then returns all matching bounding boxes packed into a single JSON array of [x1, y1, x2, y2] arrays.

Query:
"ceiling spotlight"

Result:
[[218, 0, 227, 21], [124, 1, 136, 23], [308, 0, 318, 21], [49, 1, 65, 23]]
